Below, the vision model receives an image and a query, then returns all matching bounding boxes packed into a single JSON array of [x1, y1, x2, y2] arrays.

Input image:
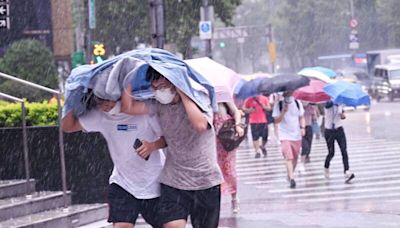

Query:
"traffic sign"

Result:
[[349, 41, 359, 50], [199, 21, 212, 40], [350, 18, 358, 28], [0, 4, 7, 16], [0, 17, 9, 29]]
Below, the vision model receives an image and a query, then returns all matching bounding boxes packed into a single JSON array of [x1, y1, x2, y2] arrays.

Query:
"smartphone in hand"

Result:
[[133, 139, 149, 161]]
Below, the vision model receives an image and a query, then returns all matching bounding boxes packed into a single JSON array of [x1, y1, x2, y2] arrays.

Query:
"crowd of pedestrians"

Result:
[[62, 59, 355, 227]]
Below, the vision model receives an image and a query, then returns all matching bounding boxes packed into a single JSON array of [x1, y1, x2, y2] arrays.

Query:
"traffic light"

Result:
[[92, 42, 106, 63], [219, 41, 226, 48]]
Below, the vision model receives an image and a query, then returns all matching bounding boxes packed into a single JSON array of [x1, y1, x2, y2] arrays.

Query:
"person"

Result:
[[243, 95, 271, 158], [272, 91, 305, 188], [299, 102, 318, 173], [213, 102, 244, 213], [269, 93, 282, 144], [62, 90, 167, 228], [121, 67, 223, 228], [323, 101, 355, 183]]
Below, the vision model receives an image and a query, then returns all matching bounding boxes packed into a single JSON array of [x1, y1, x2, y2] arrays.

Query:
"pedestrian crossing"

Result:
[[236, 137, 400, 203]]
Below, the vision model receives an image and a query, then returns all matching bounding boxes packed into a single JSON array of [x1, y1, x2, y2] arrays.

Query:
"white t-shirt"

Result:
[[79, 108, 165, 199], [324, 104, 344, 130], [272, 100, 304, 141]]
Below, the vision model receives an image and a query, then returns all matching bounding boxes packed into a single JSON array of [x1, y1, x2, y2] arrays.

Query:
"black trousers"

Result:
[[324, 127, 350, 172], [301, 125, 313, 156]]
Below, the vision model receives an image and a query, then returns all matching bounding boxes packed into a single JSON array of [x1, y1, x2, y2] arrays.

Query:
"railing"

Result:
[[0, 72, 68, 208], [0, 92, 32, 196]]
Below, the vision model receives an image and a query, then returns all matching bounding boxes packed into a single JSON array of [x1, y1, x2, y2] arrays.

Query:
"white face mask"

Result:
[[105, 101, 121, 115], [154, 87, 176, 104], [284, 96, 294, 104]]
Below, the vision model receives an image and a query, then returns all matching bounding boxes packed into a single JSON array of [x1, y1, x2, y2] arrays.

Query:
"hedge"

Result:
[[0, 101, 60, 127]]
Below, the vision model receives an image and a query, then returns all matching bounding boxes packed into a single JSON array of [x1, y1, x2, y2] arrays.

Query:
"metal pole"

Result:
[[21, 101, 31, 195], [155, 0, 165, 48], [57, 94, 68, 208], [0, 72, 59, 94], [350, 0, 355, 18], [149, 0, 157, 47], [0, 93, 31, 197], [268, 24, 275, 74], [0, 72, 68, 208], [202, 0, 212, 58]]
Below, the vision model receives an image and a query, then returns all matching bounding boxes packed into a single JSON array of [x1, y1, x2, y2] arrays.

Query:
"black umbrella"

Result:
[[258, 74, 310, 95]]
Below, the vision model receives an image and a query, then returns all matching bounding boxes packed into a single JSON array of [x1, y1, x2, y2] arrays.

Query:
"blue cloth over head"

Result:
[[62, 48, 217, 117]]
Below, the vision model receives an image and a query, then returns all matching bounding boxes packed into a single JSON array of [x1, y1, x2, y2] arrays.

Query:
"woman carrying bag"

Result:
[[214, 101, 245, 213]]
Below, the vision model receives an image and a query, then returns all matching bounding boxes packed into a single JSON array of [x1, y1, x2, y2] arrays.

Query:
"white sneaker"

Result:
[[324, 168, 330, 179], [298, 163, 306, 174], [232, 199, 239, 213]]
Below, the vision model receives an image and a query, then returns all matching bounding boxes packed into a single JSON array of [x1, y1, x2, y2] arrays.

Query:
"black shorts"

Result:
[[107, 183, 161, 227], [250, 123, 268, 141], [158, 184, 221, 228]]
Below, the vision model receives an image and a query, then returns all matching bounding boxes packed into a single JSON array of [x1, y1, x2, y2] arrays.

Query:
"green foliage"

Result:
[[0, 39, 58, 101], [93, 0, 241, 58], [0, 101, 59, 127]]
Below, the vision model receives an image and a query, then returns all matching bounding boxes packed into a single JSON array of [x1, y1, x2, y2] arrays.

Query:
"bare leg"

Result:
[[163, 219, 187, 228]]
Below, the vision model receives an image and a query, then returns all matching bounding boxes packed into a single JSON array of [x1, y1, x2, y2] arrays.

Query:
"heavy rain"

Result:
[[1, 0, 400, 227]]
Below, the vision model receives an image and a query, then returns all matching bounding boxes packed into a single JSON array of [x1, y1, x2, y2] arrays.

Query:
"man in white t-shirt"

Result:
[[272, 91, 305, 188], [62, 90, 166, 228]]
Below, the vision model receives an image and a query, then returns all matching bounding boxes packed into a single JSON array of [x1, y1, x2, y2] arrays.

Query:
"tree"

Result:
[[93, 0, 241, 58], [0, 39, 58, 101]]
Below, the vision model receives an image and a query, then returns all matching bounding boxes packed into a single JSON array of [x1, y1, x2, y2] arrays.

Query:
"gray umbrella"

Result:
[[258, 74, 310, 95]]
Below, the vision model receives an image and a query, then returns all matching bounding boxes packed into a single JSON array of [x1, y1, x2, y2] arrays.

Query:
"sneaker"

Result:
[[261, 147, 267, 157], [298, 164, 306, 174], [324, 168, 330, 179], [290, 179, 296, 188], [255, 153, 261, 158], [232, 199, 239, 213], [345, 171, 355, 184]]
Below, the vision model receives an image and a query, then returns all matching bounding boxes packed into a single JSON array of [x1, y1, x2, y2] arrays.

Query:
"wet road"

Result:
[[218, 101, 400, 227]]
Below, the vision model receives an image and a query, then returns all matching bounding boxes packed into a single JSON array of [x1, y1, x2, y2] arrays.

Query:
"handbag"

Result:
[[217, 118, 247, 152]]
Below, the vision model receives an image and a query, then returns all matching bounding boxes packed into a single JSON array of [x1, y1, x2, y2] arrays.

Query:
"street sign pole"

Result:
[[201, 0, 212, 58]]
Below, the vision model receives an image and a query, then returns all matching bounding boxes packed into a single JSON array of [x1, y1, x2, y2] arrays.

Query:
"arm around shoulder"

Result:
[[120, 84, 149, 115], [62, 111, 82, 133]]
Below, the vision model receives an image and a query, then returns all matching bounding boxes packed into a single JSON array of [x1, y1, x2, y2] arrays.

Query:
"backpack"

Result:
[[278, 99, 300, 112]]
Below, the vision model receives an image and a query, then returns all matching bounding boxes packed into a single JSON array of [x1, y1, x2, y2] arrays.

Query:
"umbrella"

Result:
[[298, 66, 335, 83], [258, 74, 310, 95], [323, 80, 371, 107], [234, 73, 271, 98], [241, 72, 272, 81], [185, 57, 240, 103], [235, 77, 268, 99], [293, 79, 330, 103]]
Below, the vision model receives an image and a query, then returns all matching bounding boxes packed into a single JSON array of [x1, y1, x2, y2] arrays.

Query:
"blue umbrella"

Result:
[[235, 78, 267, 99], [323, 80, 371, 107]]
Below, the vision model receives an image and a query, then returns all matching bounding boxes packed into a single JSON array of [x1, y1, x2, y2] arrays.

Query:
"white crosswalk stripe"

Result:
[[236, 137, 400, 203]]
